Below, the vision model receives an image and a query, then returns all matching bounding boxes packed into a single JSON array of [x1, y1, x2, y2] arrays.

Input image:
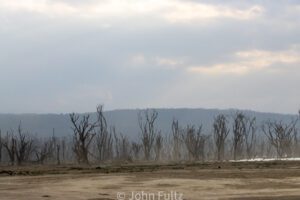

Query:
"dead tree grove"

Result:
[[0, 107, 299, 165]]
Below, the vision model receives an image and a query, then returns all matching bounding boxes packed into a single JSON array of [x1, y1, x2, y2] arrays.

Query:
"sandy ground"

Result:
[[1, 161, 300, 200]]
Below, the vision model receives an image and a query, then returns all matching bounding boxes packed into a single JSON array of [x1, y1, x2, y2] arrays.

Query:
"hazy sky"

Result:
[[0, 0, 299, 114]]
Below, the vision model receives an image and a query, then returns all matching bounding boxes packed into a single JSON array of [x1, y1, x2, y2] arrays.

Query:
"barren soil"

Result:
[[1, 161, 300, 200]]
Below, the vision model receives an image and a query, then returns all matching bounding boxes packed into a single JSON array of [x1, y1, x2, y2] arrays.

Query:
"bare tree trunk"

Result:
[[95, 105, 113, 162], [293, 129, 299, 157], [154, 132, 163, 161], [213, 114, 230, 161], [131, 142, 141, 160], [114, 131, 132, 161], [0, 130, 2, 163], [56, 144, 60, 165], [15, 123, 34, 165], [171, 120, 182, 161], [51, 129, 61, 165], [70, 113, 96, 164], [2, 130, 16, 165], [232, 112, 245, 160], [62, 138, 66, 163], [244, 117, 257, 159], [138, 109, 159, 161]]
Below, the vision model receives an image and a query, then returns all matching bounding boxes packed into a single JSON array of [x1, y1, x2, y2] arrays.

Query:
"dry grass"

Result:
[[0, 161, 300, 200]]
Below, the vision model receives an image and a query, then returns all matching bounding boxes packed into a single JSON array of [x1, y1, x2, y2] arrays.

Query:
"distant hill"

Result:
[[0, 108, 298, 139]]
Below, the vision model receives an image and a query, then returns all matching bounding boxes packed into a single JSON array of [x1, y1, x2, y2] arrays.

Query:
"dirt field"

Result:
[[1, 161, 300, 200]]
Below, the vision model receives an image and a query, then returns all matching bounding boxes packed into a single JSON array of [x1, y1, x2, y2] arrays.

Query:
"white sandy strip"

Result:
[[230, 157, 300, 162]]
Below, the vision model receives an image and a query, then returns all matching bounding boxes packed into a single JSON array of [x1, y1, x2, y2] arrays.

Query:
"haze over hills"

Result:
[[0, 108, 298, 139]]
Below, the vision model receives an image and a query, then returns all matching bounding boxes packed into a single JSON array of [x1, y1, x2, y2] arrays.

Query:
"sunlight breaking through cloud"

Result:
[[188, 47, 300, 75]]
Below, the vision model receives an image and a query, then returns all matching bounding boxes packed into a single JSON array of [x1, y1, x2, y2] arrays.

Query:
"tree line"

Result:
[[0, 106, 299, 165]]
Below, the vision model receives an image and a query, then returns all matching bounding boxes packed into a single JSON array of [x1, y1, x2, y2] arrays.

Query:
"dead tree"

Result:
[[131, 142, 141, 160], [294, 111, 300, 157], [52, 133, 61, 165], [114, 131, 132, 161], [213, 114, 230, 161], [2, 124, 34, 165], [0, 130, 2, 163], [61, 137, 66, 163], [182, 125, 208, 161], [2, 130, 16, 165], [171, 119, 182, 161], [34, 138, 54, 164], [262, 119, 297, 158], [293, 127, 299, 157], [51, 129, 61, 165], [56, 143, 61, 165], [70, 113, 96, 164], [15, 124, 34, 165], [232, 112, 246, 160], [95, 105, 113, 161], [154, 132, 163, 161], [244, 117, 257, 159], [138, 109, 159, 160]]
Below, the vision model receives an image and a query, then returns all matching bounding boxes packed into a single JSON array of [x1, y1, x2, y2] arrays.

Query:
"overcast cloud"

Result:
[[0, 0, 299, 114]]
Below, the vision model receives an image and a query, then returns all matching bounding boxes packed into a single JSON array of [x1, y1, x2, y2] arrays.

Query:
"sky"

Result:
[[0, 0, 299, 114]]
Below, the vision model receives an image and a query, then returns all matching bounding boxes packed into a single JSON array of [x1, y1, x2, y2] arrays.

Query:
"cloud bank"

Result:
[[0, 0, 299, 114]]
